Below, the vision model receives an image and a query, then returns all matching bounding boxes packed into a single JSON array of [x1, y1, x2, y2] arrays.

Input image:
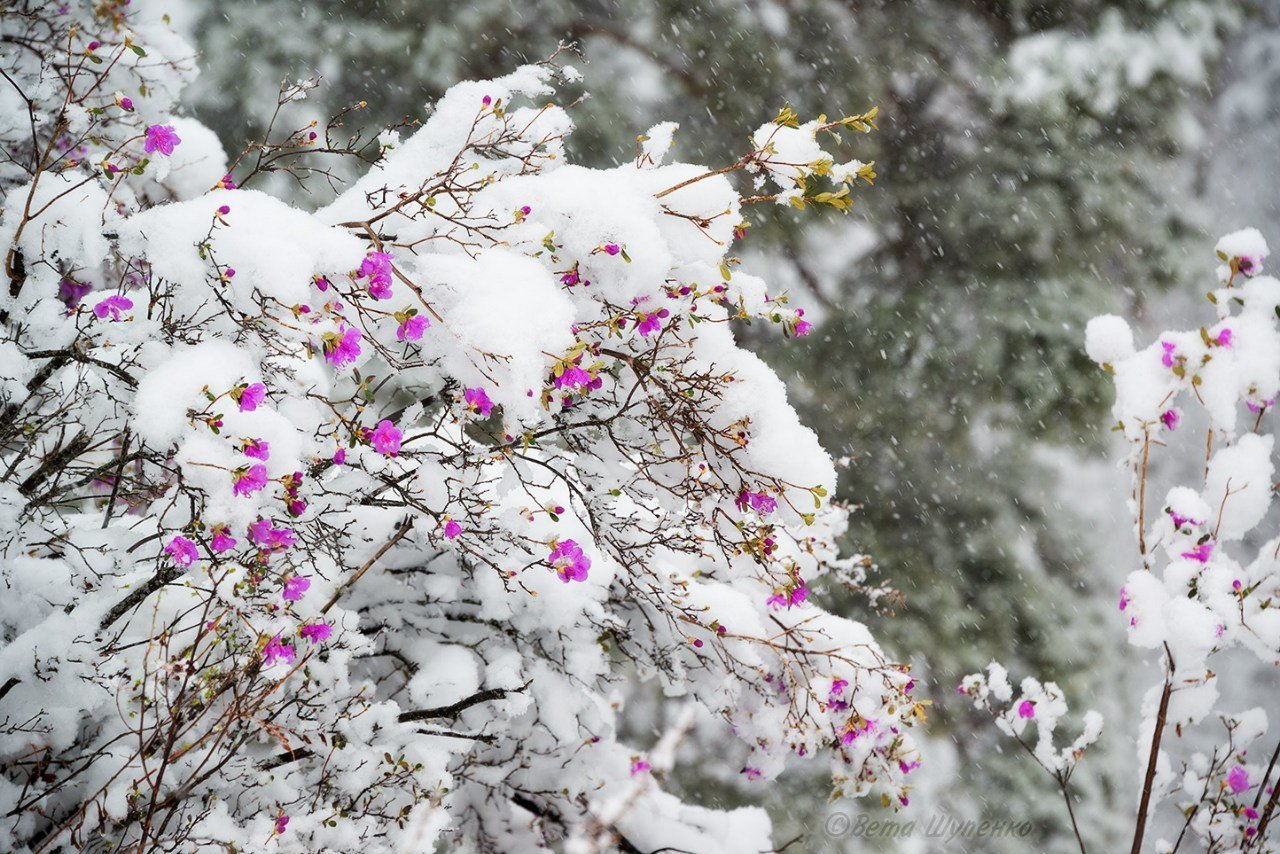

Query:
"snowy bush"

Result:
[[967, 229, 1280, 852], [0, 3, 920, 851]]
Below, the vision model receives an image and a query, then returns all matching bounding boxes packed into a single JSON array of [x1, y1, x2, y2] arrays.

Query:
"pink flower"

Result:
[[58, 278, 92, 309], [238, 382, 267, 412], [788, 583, 809, 607], [1160, 408, 1181, 431], [766, 592, 788, 610], [1119, 586, 1129, 611], [548, 539, 590, 583], [630, 759, 651, 776], [636, 309, 670, 337], [735, 490, 777, 515], [396, 313, 429, 342], [243, 438, 270, 460], [464, 387, 494, 417], [1160, 340, 1177, 368], [1169, 510, 1200, 529], [210, 526, 237, 553], [143, 124, 182, 156], [1018, 700, 1035, 719], [560, 270, 580, 286], [444, 519, 462, 540], [262, 635, 295, 666], [1217, 328, 1234, 347], [92, 294, 133, 321], [332, 448, 347, 466], [368, 420, 403, 456], [232, 464, 269, 497], [603, 243, 621, 255], [249, 518, 296, 555], [1181, 541, 1215, 563], [324, 326, 363, 368], [282, 576, 310, 601], [793, 309, 812, 337], [1239, 256, 1263, 277], [165, 535, 199, 567], [742, 767, 763, 781], [554, 365, 592, 390], [117, 96, 134, 111], [357, 251, 394, 300], [300, 622, 332, 644], [274, 815, 290, 835], [1228, 764, 1251, 794]]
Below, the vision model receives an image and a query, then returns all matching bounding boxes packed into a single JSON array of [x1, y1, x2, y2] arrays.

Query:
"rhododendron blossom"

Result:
[[0, 13, 915, 852]]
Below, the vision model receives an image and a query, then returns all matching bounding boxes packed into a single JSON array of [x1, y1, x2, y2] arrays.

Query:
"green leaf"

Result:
[[130, 44, 147, 57]]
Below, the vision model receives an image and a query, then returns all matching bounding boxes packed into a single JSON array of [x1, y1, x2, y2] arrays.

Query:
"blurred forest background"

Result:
[[152, 1, 1280, 849]]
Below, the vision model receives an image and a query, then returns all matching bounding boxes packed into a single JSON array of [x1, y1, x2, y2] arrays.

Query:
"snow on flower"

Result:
[[1228, 765, 1250, 794], [237, 382, 266, 412], [165, 535, 199, 567]]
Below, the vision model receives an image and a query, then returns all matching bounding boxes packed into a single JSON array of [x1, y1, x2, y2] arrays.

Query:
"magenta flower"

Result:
[[357, 251, 394, 300], [603, 243, 621, 256], [1169, 510, 1200, 529], [396, 313, 429, 342], [1239, 256, 1262, 277], [243, 438, 270, 460], [560, 271, 580, 286], [368, 420, 403, 456], [262, 635, 295, 666], [735, 490, 777, 515], [92, 294, 133, 321], [1217, 328, 1233, 347], [444, 519, 462, 540], [274, 815, 290, 835], [794, 309, 812, 338], [1119, 587, 1129, 611], [210, 526, 237, 553], [164, 535, 199, 567], [1247, 397, 1275, 413], [232, 464, 269, 497], [1228, 764, 1251, 794], [742, 767, 763, 781], [281, 576, 310, 602], [1181, 541, 1215, 563], [1160, 340, 1177, 368], [58, 278, 92, 309], [333, 448, 347, 466], [1160, 408, 1181, 431], [249, 518, 296, 555], [238, 382, 266, 412], [788, 583, 809, 607], [630, 759, 651, 776], [548, 539, 590, 583], [300, 622, 332, 644], [324, 326, 363, 368], [554, 365, 592, 390], [117, 96, 134, 111], [143, 124, 181, 156], [766, 592, 788, 610], [463, 387, 494, 417], [637, 309, 670, 337], [1018, 700, 1035, 719]]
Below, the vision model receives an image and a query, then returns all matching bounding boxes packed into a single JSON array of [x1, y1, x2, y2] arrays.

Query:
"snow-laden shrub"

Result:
[[0, 3, 918, 851], [966, 230, 1280, 852]]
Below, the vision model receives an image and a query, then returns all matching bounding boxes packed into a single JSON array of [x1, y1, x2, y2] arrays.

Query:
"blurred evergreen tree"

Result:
[[185, 1, 1248, 848]]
